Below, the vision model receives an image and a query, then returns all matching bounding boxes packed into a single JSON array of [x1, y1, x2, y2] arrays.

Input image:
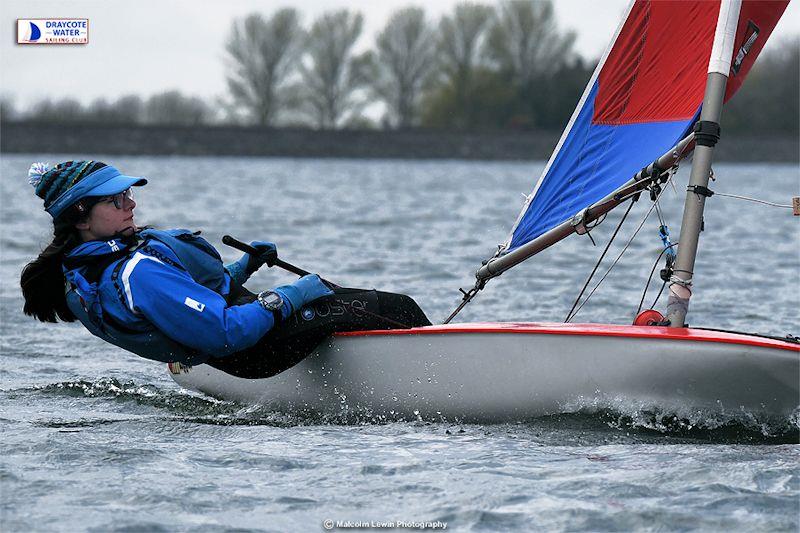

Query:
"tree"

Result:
[[485, 0, 576, 86], [0, 95, 17, 121], [434, 2, 495, 128], [368, 7, 436, 128], [225, 9, 304, 126], [112, 95, 146, 124], [299, 9, 366, 128], [144, 91, 210, 126], [27, 98, 85, 122], [723, 37, 799, 134]]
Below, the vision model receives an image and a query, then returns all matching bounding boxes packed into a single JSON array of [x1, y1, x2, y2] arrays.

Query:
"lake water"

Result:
[[1, 154, 798, 531]]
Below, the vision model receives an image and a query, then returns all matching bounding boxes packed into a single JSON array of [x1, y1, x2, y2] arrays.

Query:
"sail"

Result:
[[504, 0, 788, 252]]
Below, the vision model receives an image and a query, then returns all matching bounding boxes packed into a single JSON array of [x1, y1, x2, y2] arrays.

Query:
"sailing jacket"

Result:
[[62, 229, 275, 364]]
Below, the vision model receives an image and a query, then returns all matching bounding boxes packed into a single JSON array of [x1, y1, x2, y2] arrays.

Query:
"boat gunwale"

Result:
[[335, 322, 800, 352]]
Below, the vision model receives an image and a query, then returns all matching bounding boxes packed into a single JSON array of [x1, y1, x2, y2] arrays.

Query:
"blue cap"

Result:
[[45, 165, 147, 219]]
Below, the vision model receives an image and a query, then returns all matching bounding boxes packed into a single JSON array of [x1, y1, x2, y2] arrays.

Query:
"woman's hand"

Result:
[[274, 274, 334, 314], [242, 241, 278, 276], [224, 241, 277, 285]]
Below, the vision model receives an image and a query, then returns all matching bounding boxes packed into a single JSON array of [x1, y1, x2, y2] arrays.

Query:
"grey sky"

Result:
[[1, 0, 797, 110]]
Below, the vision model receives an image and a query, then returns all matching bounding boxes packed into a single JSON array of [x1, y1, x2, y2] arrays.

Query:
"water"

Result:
[[1, 154, 798, 531]]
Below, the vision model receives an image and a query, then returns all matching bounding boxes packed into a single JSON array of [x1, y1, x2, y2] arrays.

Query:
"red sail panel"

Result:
[[506, 0, 791, 251], [592, 1, 719, 125], [724, 0, 790, 101]]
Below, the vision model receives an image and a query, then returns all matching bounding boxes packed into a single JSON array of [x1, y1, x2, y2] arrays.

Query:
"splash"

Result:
[[561, 393, 800, 443], [19, 377, 800, 439]]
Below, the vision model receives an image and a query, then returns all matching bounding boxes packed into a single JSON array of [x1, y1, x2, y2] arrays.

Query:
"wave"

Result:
[[18, 377, 800, 441], [29, 377, 324, 427], [560, 394, 800, 443]]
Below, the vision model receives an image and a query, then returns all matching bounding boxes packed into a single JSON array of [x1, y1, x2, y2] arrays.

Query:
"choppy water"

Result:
[[1, 154, 798, 531]]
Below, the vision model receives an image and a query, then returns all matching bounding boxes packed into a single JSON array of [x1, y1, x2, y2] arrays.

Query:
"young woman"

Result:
[[21, 160, 430, 378]]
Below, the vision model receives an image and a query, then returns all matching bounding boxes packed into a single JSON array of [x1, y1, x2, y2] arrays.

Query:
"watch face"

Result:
[[260, 291, 283, 311]]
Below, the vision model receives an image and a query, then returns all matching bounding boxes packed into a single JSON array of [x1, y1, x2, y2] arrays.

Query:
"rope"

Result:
[[712, 192, 794, 209], [566, 179, 672, 322], [635, 242, 678, 317], [565, 199, 635, 322]]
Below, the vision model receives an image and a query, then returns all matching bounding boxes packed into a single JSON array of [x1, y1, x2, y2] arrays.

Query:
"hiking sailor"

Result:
[[21, 161, 430, 375]]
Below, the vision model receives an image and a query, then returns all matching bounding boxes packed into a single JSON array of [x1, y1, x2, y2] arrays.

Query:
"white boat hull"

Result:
[[168, 323, 800, 422]]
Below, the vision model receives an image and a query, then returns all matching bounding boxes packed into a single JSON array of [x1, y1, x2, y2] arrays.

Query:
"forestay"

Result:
[[503, 0, 788, 253]]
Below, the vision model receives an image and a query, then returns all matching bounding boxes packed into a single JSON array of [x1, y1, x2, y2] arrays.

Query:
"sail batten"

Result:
[[502, 0, 789, 256]]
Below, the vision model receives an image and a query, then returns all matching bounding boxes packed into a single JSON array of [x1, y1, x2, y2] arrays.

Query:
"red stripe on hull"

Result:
[[336, 322, 800, 353]]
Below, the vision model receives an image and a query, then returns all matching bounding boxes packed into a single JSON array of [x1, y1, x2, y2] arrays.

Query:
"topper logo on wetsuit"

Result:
[[184, 297, 205, 312], [300, 299, 368, 321]]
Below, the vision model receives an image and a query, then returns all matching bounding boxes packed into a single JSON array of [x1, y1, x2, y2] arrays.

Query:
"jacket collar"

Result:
[[63, 235, 138, 271]]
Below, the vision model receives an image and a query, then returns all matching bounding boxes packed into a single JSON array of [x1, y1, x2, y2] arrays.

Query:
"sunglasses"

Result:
[[101, 188, 134, 209]]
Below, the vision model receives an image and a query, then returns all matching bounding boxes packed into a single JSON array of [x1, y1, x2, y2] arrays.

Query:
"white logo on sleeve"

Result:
[[184, 296, 206, 312]]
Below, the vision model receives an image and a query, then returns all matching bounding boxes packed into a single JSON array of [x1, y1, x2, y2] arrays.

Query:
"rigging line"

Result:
[[712, 192, 794, 209], [654, 164, 679, 226], [635, 242, 679, 317], [565, 199, 636, 323], [654, 195, 666, 226], [568, 179, 672, 322], [650, 280, 668, 310]]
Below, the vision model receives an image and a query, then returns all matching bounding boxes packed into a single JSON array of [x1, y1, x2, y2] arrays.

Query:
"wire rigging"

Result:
[[712, 192, 795, 209], [566, 173, 675, 323], [564, 199, 636, 322]]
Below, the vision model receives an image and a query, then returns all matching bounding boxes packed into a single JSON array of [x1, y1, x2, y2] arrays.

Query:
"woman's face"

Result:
[[75, 190, 137, 241]]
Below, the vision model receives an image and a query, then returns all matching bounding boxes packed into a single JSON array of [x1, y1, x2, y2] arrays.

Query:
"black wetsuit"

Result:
[[206, 284, 431, 378]]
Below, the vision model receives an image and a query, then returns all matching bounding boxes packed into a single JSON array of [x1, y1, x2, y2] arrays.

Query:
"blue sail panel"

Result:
[[504, 0, 721, 252], [508, 82, 696, 250], [504, 0, 789, 253]]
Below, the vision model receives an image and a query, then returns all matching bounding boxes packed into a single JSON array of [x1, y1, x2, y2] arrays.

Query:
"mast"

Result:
[[665, 0, 742, 328]]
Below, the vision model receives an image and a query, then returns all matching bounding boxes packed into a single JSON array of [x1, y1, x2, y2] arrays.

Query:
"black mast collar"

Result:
[[693, 121, 721, 147]]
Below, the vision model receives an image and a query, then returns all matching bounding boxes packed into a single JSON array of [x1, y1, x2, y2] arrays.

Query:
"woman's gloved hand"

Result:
[[225, 241, 277, 285], [274, 274, 334, 314]]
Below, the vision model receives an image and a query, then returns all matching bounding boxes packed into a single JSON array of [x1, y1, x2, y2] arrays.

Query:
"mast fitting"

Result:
[[693, 120, 721, 147], [687, 184, 715, 198], [570, 209, 590, 234]]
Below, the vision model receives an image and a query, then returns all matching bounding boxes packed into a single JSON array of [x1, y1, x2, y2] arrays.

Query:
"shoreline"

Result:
[[1, 121, 797, 162]]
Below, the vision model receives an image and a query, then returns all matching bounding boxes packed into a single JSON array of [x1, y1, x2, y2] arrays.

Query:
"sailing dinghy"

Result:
[[170, 0, 798, 423]]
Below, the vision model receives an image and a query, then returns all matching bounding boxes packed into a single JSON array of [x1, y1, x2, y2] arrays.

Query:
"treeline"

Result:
[[1, 1, 797, 134], [0, 91, 211, 126]]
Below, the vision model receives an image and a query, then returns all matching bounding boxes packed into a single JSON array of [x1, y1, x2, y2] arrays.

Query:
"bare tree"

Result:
[[144, 91, 210, 125], [0, 95, 17, 121], [485, 0, 576, 86], [28, 98, 85, 122], [366, 7, 436, 128], [225, 9, 304, 126], [299, 9, 365, 129], [113, 95, 145, 124], [436, 2, 495, 127]]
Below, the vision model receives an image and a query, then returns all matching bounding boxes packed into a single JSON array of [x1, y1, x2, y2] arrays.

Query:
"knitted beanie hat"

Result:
[[29, 161, 108, 212], [29, 161, 147, 219]]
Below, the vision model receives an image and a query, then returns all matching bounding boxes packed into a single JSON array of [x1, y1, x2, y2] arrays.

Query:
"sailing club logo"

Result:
[[17, 19, 89, 44]]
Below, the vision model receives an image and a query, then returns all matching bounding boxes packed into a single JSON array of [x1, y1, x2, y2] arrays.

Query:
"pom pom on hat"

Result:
[[28, 162, 50, 188]]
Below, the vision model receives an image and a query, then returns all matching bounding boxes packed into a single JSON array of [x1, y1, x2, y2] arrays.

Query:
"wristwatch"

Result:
[[257, 290, 284, 325]]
